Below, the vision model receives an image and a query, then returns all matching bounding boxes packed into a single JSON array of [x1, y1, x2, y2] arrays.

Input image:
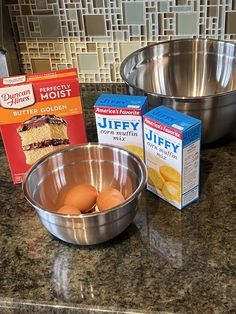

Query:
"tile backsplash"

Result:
[[7, 0, 236, 83]]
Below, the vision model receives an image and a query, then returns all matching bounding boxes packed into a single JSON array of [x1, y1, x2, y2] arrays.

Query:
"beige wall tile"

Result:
[[119, 43, 141, 61], [84, 15, 106, 36], [226, 12, 236, 34], [87, 43, 97, 52], [31, 59, 51, 73]]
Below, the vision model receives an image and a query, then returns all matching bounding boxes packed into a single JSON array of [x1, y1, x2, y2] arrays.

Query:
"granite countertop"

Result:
[[0, 86, 235, 313]]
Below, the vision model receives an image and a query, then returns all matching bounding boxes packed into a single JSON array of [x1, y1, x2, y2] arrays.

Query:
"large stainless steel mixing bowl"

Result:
[[120, 38, 236, 143], [22, 143, 147, 245]]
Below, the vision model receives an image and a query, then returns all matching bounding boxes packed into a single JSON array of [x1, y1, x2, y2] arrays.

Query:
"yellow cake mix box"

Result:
[[94, 94, 148, 160], [0, 68, 87, 184], [144, 106, 201, 209]]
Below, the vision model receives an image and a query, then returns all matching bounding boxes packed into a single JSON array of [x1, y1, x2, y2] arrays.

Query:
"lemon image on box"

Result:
[[147, 166, 181, 202], [147, 167, 165, 190], [160, 165, 181, 185], [125, 145, 144, 160], [162, 181, 181, 202]]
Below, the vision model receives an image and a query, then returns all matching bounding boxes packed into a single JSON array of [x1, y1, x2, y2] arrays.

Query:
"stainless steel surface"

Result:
[[0, 3, 8, 77], [0, 1, 20, 77], [0, 49, 8, 77], [22, 143, 147, 245], [120, 38, 236, 143]]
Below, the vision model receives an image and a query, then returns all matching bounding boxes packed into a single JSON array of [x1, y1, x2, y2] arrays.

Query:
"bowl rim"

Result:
[[22, 142, 148, 218], [120, 37, 236, 101]]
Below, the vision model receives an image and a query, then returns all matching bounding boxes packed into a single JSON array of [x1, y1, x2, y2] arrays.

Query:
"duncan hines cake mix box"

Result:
[[94, 94, 148, 160], [144, 106, 201, 210], [0, 68, 87, 184]]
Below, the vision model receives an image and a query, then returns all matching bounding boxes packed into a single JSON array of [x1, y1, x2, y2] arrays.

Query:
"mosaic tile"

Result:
[[104, 53, 114, 63], [29, 21, 34, 31], [7, 0, 19, 4], [176, 12, 199, 35], [173, 6, 192, 12], [19, 43, 27, 52], [87, 43, 97, 52], [226, 11, 236, 34], [84, 15, 106, 36], [94, 0, 104, 8], [31, 58, 51, 72], [54, 43, 64, 52], [57, 64, 67, 70], [20, 5, 31, 15], [66, 9, 77, 20], [64, 43, 71, 60], [77, 54, 99, 73], [39, 15, 62, 37], [22, 16, 30, 38], [130, 25, 140, 36], [122, 2, 145, 24], [176, 0, 188, 5], [6, 0, 236, 83], [37, 0, 47, 10], [207, 6, 218, 17], [119, 42, 141, 61], [33, 10, 54, 15], [159, 2, 168, 12]]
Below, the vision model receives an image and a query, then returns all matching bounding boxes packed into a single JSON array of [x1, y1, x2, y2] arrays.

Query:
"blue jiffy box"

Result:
[[144, 105, 201, 209], [94, 94, 148, 160]]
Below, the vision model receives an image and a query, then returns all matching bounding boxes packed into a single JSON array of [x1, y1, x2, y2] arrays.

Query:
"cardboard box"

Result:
[[0, 68, 87, 184], [144, 106, 201, 209], [94, 94, 148, 160]]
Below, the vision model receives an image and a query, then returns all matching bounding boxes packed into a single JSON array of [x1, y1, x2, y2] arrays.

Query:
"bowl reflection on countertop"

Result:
[[22, 143, 147, 245], [120, 38, 236, 144]]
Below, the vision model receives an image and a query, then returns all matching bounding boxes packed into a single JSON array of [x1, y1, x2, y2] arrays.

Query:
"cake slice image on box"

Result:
[[17, 114, 70, 165]]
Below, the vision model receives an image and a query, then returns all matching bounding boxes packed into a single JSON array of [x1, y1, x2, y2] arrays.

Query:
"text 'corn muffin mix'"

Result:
[[94, 94, 148, 160], [144, 106, 201, 209]]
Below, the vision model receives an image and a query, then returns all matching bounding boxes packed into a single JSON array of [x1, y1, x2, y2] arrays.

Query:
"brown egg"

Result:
[[57, 205, 81, 215], [96, 187, 125, 212], [63, 183, 97, 213]]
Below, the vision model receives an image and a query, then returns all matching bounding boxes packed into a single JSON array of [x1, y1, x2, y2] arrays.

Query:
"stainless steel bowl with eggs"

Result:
[[22, 143, 147, 245]]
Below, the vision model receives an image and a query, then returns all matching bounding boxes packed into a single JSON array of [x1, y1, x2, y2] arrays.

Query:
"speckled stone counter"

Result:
[[0, 86, 235, 314]]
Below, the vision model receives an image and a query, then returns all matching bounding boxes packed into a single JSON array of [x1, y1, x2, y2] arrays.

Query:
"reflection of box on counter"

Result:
[[148, 204, 183, 267], [144, 106, 201, 209], [94, 94, 148, 160], [0, 68, 87, 184], [134, 196, 183, 267]]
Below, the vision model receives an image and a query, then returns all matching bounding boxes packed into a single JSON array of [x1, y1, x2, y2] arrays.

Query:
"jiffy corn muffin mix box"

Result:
[[144, 106, 201, 209], [0, 68, 87, 184], [94, 94, 148, 160]]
